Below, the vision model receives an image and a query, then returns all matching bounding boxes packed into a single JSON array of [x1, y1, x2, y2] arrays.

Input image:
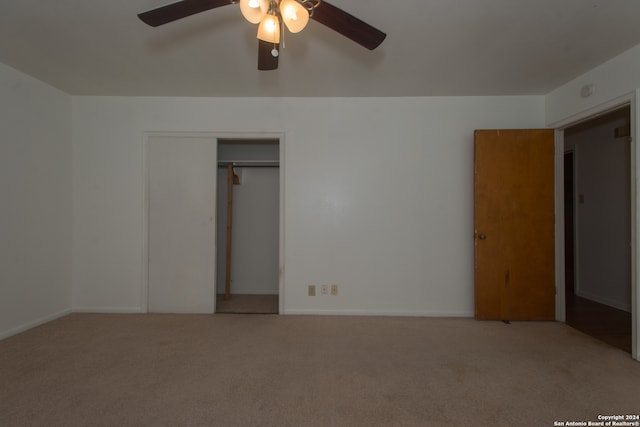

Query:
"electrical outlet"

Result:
[[321, 285, 329, 295], [308, 285, 316, 296], [331, 284, 338, 295]]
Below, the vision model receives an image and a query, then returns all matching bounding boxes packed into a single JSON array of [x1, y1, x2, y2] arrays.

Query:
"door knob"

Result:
[[478, 233, 487, 240]]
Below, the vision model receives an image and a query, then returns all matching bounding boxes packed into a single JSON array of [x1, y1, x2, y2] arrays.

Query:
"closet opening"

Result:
[[215, 138, 280, 314]]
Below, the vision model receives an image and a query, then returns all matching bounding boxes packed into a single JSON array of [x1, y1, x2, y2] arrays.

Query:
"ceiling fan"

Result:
[[137, 0, 386, 70]]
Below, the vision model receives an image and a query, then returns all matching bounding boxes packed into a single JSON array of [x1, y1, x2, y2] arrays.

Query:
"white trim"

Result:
[[284, 309, 474, 317], [549, 91, 638, 361], [142, 131, 286, 316], [632, 90, 639, 361], [555, 130, 566, 322], [547, 92, 636, 129], [73, 307, 145, 314], [278, 134, 285, 316], [141, 133, 149, 313], [0, 309, 72, 341]]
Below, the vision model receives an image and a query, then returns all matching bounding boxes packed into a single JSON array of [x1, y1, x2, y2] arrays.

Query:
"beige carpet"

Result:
[[1, 314, 639, 426]]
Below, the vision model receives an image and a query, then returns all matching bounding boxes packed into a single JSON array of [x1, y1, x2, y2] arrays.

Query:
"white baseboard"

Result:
[[575, 290, 632, 312], [0, 308, 72, 341], [73, 306, 145, 314], [282, 308, 474, 317]]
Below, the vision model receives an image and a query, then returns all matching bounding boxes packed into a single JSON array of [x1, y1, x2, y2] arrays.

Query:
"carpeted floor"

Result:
[[1, 314, 639, 426]]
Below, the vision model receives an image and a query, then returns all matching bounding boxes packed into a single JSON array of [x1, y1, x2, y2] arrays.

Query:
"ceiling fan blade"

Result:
[[138, 0, 233, 27], [310, 1, 386, 50], [258, 40, 279, 70]]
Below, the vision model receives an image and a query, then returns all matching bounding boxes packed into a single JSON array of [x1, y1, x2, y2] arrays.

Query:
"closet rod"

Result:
[[217, 161, 279, 168]]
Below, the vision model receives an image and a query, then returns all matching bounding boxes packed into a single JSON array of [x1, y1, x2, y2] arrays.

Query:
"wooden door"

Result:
[[474, 129, 555, 320]]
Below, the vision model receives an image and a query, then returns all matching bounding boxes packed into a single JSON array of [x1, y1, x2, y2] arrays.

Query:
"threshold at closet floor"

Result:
[[216, 294, 278, 314]]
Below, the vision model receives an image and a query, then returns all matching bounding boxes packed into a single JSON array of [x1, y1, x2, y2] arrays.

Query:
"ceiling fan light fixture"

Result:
[[137, 0, 386, 71], [280, 0, 309, 33], [240, 0, 268, 24], [257, 12, 280, 43]]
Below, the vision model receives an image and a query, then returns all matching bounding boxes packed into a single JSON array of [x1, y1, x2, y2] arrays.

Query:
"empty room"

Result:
[[2, 1, 640, 425]]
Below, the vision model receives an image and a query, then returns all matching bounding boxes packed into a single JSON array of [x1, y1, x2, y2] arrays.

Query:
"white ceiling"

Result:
[[2, 0, 640, 97]]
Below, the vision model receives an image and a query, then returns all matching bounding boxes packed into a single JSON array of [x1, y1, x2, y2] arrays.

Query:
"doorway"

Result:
[[215, 139, 280, 314], [563, 106, 632, 353]]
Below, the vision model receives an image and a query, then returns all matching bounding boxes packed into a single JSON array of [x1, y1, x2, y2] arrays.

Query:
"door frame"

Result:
[[563, 149, 576, 297], [550, 91, 638, 361], [142, 131, 286, 315]]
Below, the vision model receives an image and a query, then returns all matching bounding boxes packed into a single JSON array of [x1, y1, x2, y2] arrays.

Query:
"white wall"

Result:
[[546, 44, 640, 126], [0, 63, 72, 338], [565, 110, 631, 311], [71, 96, 544, 316], [216, 167, 280, 295]]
